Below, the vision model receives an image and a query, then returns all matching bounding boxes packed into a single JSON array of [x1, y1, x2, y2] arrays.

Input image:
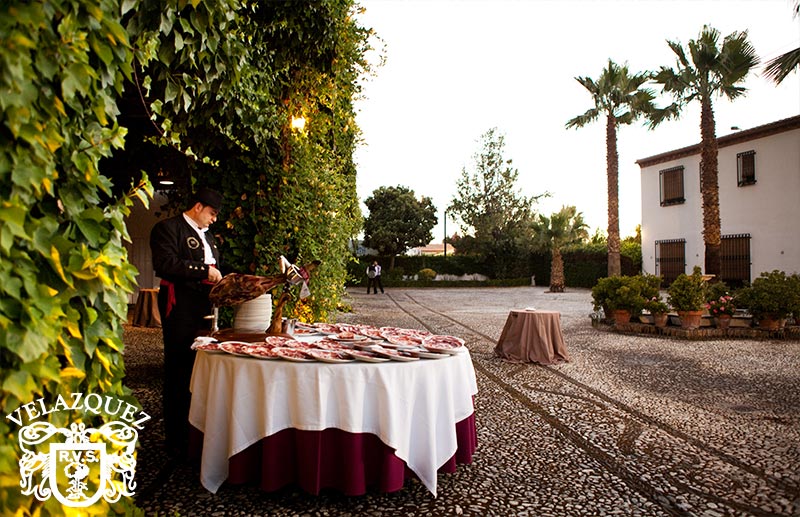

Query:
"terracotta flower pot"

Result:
[[715, 314, 732, 330], [757, 314, 784, 331], [612, 309, 632, 326], [677, 310, 703, 330], [652, 312, 669, 328]]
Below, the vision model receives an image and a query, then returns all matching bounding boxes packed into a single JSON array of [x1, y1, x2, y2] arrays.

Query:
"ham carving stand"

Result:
[[206, 256, 320, 335]]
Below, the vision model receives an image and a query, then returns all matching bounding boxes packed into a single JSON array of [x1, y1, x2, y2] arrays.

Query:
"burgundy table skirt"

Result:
[[189, 413, 477, 496]]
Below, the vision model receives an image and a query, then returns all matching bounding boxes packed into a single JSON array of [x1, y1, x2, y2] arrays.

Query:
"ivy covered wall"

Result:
[[1, 0, 372, 513]]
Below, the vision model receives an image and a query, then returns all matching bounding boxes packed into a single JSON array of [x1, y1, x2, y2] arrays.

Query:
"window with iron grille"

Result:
[[655, 239, 686, 285], [659, 166, 685, 206], [737, 151, 756, 186], [720, 233, 751, 286]]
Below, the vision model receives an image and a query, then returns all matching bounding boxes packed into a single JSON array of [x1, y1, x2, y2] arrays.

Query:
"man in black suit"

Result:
[[150, 187, 224, 455]]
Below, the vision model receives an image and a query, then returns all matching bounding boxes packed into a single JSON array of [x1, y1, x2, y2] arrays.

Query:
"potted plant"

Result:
[[592, 276, 645, 325], [706, 294, 736, 329], [667, 266, 707, 329], [736, 270, 800, 330], [644, 295, 670, 327]]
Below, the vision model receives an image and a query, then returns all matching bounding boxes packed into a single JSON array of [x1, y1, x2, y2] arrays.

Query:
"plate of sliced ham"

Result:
[[219, 341, 255, 356], [193, 342, 223, 353], [244, 345, 282, 360], [422, 335, 466, 354], [372, 348, 419, 362], [264, 335, 301, 347], [273, 347, 315, 362], [331, 331, 367, 342], [314, 339, 353, 351], [306, 349, 354, 363], [405, 347, 449, 359], [347, 350, 390, 363], [312, 323, 342, 334], [381, 332, 423, 347]]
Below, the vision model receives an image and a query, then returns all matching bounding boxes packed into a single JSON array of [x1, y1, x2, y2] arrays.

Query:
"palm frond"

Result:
[[565, 108, 600, 129], [764, 46, 800, 84]]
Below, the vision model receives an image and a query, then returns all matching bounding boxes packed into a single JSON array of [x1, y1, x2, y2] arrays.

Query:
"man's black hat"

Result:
[[192, 187, 223, 210]]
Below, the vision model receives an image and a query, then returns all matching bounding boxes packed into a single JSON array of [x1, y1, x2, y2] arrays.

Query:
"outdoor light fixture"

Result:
[[291, 116, 306, 131]]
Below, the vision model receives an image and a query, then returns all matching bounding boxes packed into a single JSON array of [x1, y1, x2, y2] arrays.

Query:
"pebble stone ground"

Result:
[[125, 286, 800, 516]]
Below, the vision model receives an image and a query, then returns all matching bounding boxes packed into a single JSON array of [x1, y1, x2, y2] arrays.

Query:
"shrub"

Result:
[[667, 266, 707, 311], [417, 268, 437, 281], [736, 270, 800, 319], [592, 275, 646, 313]]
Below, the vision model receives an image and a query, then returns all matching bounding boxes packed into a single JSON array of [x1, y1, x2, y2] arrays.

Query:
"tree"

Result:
[[120, 0, 373, 320], [764, 1, 800, 84], [566, 59, 666, 277], [655, 26, 758, 277], [532, 206, 589, 292], [448, 128, 546, 278], [363, 186, 438, 269]]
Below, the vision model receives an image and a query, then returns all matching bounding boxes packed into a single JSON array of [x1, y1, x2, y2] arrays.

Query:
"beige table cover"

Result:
[[494, 310, 570, 364]]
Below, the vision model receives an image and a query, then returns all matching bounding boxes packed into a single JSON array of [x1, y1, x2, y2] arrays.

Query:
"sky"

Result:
[[352, 0, 800, 244]]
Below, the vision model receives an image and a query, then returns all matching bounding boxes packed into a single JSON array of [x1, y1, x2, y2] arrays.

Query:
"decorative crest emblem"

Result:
[[187, 236, 201, 249], [18, 420, 138, 508]]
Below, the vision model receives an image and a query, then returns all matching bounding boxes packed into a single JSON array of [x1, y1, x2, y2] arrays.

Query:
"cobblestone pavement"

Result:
[[126, 287, 800, 516]]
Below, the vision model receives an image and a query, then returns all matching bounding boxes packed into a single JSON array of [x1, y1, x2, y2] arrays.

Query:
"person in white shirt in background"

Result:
[[366, 260, 384, 294]]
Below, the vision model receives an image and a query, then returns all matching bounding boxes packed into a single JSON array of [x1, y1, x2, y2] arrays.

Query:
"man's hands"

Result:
[[208, 267, 222, 283]]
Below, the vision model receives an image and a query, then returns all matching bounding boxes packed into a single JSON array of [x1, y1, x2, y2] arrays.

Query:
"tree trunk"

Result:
[[389, 254, 396, 270], [699, 96, 721, 277], [550, 247, 565, 293], [606, 116, 621, 276]]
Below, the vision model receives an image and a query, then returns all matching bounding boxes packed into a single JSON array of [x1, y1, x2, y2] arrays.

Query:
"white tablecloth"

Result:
[[189, 345, 478, 496]]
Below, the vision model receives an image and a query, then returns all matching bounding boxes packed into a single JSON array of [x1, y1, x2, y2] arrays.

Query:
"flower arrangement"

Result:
[[706, 295, 736, 316], [644, 296, 669, 314]]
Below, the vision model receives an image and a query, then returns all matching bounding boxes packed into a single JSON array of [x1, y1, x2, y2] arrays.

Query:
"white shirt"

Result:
[[183, 213, 216, 265]]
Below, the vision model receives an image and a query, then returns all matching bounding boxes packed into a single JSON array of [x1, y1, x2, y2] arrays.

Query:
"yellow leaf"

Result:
[[54, 96, 66, 116], [95, 349, 112, 375], [66, 320, 81, 338], [72, 269, 96, 280], [50, 247, 72, 287], [58, 336, 74, 366], [60, 367, 86, 380]]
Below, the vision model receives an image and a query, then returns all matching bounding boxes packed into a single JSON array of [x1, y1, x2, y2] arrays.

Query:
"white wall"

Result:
[[640, 122, 800, 279], [124, 192, 170, 302]]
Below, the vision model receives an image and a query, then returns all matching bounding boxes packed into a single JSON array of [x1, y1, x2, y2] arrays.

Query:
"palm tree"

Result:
[[532, 206, 589, 293], [764, 1, 800, 84], [655, 26, 758, 277], [566, 59, 663, 277]]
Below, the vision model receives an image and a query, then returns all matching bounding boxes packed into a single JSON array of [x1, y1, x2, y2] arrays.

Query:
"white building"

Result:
[[637, 115, 800, 285]]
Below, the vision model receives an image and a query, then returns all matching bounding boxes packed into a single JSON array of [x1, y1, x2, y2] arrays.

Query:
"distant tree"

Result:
[[655, 26, 758, 277], [764, 1, 800, 84], [532, 206, 589, 293], [566, 59, 669, 278], [363, 186, 437, 269], [448, 128, 547, 278]]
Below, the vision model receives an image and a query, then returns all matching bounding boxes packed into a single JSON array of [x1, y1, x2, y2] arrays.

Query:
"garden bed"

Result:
[[591, 317, 800, 341]]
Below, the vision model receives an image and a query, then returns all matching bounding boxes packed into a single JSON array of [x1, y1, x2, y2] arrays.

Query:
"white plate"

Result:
[[219, 341, 255, 356], [306, 350, 354, 363], [408, 349, 449, 359], [273, 347, 316, 362], [244, 347, 281, 360], [348, 350, 390, 363], [331, 334, 367, 342], [423, 344, 465, 355], [372, 349, 419, 362]]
